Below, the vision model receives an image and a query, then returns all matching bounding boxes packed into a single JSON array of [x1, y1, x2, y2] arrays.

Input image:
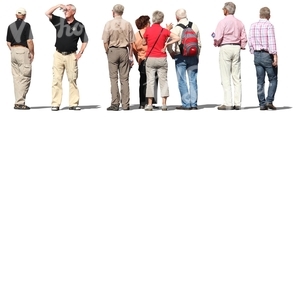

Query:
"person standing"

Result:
[[102, 4, 135, 111], [143, 10, 180, 111], [45, 4, 88, 111], [213, 2, 247, 110], [167, 8, 202, 110], [248, 7, 278, 110], [6, 8, 34, 110], [132, 15, 158, 109]]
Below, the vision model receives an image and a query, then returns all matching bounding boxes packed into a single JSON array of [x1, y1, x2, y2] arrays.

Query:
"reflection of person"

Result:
[[6, 8, 34, 110], [133, 15, 158, 109], [102, 4, 135, 111], [143, 10, 180, 111], [167, 8, 201, 110], [45, 4, 88, 111], [213, 2, 247, 110], [248, 7, 278, 110]]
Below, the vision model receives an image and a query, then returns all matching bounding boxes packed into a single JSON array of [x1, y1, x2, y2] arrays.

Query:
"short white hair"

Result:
[[175, 8, 187, 20]]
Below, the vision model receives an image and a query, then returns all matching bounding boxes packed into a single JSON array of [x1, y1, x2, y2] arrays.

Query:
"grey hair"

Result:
[[113, 4, 124, 15], [260, 7, 270, 19], [223, 2, 236, 14], [152, 10, 164, 24], [66, 4, 76, 11], [175, 8, 187, 20]]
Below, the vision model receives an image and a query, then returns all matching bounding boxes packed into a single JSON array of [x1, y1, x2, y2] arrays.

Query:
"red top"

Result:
[[144, 23, 170, 58]]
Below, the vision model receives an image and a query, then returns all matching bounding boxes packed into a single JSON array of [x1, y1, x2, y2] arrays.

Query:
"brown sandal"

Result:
[[14, 104, 30, 110]]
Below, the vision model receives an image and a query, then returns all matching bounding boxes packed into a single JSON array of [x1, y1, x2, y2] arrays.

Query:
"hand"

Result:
[[161, 45, 167, 53], [75, 52, 82, 60], [29, 53, 34, 63], [166, 23, 173, 30], [59, 4, 67, 11]]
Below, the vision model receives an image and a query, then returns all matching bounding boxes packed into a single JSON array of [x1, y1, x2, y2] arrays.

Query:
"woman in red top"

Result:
[[143, 11, 180, 111]]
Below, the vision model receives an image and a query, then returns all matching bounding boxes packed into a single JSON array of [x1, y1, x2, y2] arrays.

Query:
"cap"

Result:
[[16, 7, 26, 15]]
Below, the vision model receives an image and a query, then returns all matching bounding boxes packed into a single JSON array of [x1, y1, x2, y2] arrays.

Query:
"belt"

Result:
[[56, 49, 75, 55], [254, 49, 269, 53], [109, 46, 127, 49], [220, 43, 240, 46], [11, 45, 26, 47]]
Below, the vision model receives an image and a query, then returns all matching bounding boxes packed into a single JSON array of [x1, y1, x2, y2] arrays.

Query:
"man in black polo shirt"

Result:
[[6, 7, 34, 110], [45, 4, 88, 111]]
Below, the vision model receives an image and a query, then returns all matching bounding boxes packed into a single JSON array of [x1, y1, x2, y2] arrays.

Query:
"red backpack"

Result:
[[177, 21, 198, 56]]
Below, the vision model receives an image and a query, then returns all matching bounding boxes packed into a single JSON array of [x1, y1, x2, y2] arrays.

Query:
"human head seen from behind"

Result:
[[223, 2, 236, 15], [152, 10, 164, 24], [135, 15, 150, 30]]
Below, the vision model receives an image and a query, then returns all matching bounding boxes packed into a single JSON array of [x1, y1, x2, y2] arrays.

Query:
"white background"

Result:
[[1, 1, 299, 300]]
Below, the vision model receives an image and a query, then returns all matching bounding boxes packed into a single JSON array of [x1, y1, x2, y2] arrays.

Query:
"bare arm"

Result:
[[272, 54, 278, 67], [45, 4, 65, 19], [27, 39, 34, 62], [128, 43, 134, 67], [76, 42, 88, 60], [104, 42, 109, 54]]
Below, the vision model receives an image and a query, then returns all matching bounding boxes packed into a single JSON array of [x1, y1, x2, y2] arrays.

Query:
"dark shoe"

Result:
[[176, 105, 192, 110], [234, 106, 241, 110], [14, 104, 30, 110], [191, 106, 198, 110], [152, 105, 159, 109], [107, 105, 119, 111], [218, 105, 234, 110], [123, 107, 130, 110], [139, 105, 145, 109], [69, 106, 81, 110], [267, 103, 277, 110], [260, 105, 268, 110], [51, 106, 59, 111]]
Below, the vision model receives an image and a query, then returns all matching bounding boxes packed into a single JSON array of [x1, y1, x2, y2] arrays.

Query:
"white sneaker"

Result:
[[145, 105, 153, 111]]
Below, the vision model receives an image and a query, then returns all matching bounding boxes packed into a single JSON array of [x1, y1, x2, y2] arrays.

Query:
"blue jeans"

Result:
[[175, 55, 198, 108], [254, 52, 278, 106]]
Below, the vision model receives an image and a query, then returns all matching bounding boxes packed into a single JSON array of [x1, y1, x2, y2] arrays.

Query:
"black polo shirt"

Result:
[[6, 19, 33, 48], [50, 15, 88, 52]]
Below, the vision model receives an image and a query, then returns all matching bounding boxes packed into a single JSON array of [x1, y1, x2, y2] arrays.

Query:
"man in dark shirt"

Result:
[[6, 7, 34, 110], [45, 4, 88, 111]]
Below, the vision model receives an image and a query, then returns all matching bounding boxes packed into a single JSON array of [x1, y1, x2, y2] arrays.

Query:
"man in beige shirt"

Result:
[[102, 4, 135, 111]]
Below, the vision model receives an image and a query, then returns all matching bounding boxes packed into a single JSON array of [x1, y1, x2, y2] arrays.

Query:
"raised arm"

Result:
[[45, 4, 65, 19]]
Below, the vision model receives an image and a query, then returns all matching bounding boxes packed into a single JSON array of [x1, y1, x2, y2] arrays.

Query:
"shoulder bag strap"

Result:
[[144, 27, 164, 62]]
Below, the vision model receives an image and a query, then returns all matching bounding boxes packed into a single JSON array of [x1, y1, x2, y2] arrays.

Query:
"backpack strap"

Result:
[[176, 21, 193, 29], [176, 23, 186, 29]]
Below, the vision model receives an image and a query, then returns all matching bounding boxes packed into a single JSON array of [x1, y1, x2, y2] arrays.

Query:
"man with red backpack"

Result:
[[167, 8, 201, 110]]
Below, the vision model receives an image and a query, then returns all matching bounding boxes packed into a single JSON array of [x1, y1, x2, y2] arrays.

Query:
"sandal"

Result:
[[14, 104, 30, 110]]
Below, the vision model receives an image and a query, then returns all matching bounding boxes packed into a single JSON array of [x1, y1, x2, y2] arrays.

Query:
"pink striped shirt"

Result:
[[248, 19, 277, 54], [214, 15, 247, 48]]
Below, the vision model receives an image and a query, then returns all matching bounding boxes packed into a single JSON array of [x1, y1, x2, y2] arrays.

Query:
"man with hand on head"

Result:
[[45, 4, 88, 111], [6, 7, 34, 110]]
